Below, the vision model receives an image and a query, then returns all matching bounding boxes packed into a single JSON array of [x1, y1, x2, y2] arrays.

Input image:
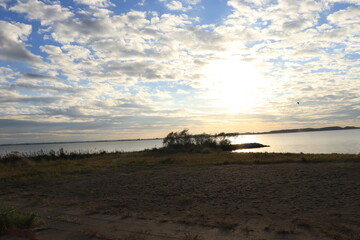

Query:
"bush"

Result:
[[162, 129, 232, 151], [0, 205, 43, 235], [0, 153, 28, 165]]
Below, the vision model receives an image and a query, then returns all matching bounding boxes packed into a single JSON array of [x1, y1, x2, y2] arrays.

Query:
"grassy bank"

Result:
[[0, 149, 359, 183]]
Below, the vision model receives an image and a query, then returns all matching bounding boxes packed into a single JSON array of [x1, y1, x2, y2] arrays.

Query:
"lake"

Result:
[[0, 129, 359, 155]]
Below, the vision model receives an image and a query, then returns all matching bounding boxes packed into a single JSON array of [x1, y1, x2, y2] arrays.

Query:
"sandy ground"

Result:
[[1, 162, 360, 240]]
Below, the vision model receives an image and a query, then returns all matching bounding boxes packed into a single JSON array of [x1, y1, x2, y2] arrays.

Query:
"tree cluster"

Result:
[[162, 129, 232, 150]]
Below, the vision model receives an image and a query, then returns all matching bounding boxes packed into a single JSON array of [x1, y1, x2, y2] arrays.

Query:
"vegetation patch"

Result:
[[0, 130, 359, 183], [0, 205, 43, 236], [183, 232, 203, 240], [161, 129, 268, 152], [216, 218, 238, 230]]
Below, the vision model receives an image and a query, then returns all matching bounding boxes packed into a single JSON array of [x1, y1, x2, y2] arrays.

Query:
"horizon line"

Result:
[[1, 126, 358, 147]]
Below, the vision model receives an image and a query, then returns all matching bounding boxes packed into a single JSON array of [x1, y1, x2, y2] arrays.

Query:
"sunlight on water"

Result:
[[231, 129, 360, 154], [229, 135, 258, 144], [0, 129, 359, 155]]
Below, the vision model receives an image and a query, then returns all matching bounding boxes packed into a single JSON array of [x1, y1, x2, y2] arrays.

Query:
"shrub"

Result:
[[162, 129, 232, 151], [0, 205, 43, 235]]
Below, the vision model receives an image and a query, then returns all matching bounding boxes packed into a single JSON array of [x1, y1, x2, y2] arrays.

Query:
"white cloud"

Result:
[[165, 1, 185, 11], [1, 0, 359, 142], [176, 89, 189, 94], [0, 67, 17, 83], [160, 0, 193, 11], [0, 0, 10, 9], [9, 0, 73, 25], [327, 6, 360, 27], [74, 0, 114, 8], [185, 0, 201, 5], [243, 0, 270, 6], [61, 45, 91, 61], [0, 21, 41, 63]]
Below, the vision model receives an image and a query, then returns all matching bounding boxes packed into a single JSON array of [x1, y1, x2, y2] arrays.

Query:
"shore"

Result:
[[0, 152, 359, 239]]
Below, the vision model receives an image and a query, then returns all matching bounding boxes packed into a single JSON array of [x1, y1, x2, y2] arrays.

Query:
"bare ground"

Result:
[[1, 162, 360, 240]]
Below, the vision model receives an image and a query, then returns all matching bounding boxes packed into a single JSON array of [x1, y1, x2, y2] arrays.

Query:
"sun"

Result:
[[202, 57, 267, 113]]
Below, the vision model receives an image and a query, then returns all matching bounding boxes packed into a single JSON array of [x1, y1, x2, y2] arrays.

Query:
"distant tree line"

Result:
[[162, 129, 233, 150]]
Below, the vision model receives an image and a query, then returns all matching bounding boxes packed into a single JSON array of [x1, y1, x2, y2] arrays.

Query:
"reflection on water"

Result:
[[233, 129, 360, 154], [230, 135, 258, 144]]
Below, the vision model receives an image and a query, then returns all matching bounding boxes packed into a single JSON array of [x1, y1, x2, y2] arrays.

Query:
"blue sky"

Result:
[[0, 0, 359, 144]]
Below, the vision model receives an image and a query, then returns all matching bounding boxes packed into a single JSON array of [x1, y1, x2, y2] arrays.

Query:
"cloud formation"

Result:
[[0, 0, 359, 143], [0, 21, 41, 63]]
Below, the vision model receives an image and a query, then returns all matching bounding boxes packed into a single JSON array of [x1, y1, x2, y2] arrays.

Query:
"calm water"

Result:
[[232, 129, 360, 154], [0, 129, 359, 155], [0, 139, 163, 156]]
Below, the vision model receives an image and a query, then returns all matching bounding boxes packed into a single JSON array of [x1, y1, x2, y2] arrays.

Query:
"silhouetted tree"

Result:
[[162, 129, 232, 150]]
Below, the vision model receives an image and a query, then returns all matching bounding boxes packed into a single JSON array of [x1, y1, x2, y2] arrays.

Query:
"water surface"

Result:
[[0, 129, 359, 155], [232, 129, 360, 154]]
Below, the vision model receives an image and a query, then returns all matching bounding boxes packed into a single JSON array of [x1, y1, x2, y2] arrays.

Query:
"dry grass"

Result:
[[292, 218, 312, 230], [276, 229, 295, 235], [51, 215, 81, 224], [0, 205, 44, 237], [0, 150, 359, 183], [324, 223, 360, 240], [215, 218, 238, 230], [121, 233, 148, 240], [82, 228, 112, 239], [183, 232, 203, 240]]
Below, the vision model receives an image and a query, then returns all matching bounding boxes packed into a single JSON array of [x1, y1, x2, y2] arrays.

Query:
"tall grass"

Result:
[[0, 148, 113, 165], [0, 149, 359, 183], [0, 205, 43, 235]]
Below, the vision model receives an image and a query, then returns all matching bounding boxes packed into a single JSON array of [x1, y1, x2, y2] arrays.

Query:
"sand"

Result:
[[1, 162, 359, 239]]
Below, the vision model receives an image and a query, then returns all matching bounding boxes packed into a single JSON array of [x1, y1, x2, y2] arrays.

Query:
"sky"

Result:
[[0, 0, 359, 144]]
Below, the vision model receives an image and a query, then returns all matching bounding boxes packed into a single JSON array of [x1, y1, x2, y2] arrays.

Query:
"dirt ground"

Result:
[[1, 162, 360, 240]]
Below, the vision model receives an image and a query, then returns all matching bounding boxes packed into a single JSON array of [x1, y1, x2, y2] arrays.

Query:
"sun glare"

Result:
[[202, 58, 267, 113]]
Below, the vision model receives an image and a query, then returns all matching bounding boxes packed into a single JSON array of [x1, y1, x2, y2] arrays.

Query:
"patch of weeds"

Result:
[[183, 232, 203, 240], [7, 228, 37, 240], [324, 223, 360, 240], [126, 160, 147, 167], [121, 209, 132, 219], [199, 147, 212, 154], [0, 205, 44, 236], [82, 202, 106, 215], [276, 229, 295, 235], [82, 228, 111, 239], [196, 213, 209, 226], [242, 225, 254, 236], [216, 218, 238, 230], [135, 212, 147, 220], [52, 215, 80, 224], [253, 159, 261, 164], [292, 218, 311, 230], [178, 213, 209, 227], [177, 196, 193, 207], [325, 231, 360, 240], [263, 224, 272, 232], [0, 153, 28, 165], [331, 223, 354, 234], [121, 233, 147, 240], [111, 159, 123, 169], [159, 157, 176, 165]]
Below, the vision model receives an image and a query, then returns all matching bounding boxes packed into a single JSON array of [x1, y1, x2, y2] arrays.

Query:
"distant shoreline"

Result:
[[248, 126, 359, 135], [1, 126, 358, 147], [0, 138, 162, 147]]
